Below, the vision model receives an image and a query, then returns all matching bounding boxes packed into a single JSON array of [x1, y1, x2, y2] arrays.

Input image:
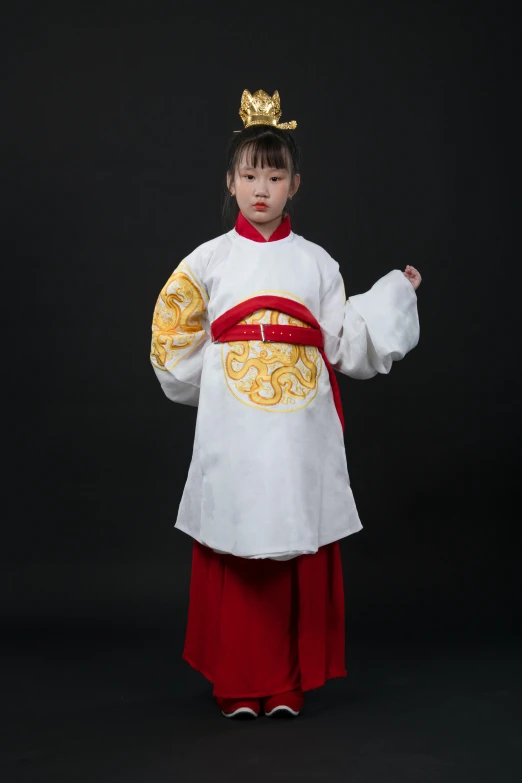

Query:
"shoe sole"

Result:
[[264, 705, 300, 717], [222, 707, 259, 719]]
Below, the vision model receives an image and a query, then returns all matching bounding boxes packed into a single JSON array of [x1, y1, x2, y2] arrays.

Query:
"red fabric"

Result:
[[211, 295, 345, 432], [214, 323, 322, 347], [182, 540, 347, 698], [235, 211, 292, 242], [212, 295, 318, 338]]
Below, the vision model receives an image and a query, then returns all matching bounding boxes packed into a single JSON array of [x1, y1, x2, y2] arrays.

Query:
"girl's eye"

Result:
[[244, 175, 254, 180], [270, 177, 281, 182]]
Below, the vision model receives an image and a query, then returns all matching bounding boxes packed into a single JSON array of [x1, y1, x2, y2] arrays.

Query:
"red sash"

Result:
[[211, 295, 344, 432]]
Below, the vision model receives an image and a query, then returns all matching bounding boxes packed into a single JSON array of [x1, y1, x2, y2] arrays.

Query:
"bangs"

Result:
[[239, 139, 290, 170], [234, 135, 292, 172]]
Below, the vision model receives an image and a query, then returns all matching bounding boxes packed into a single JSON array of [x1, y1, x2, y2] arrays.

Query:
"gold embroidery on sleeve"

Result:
[[222, 309, 321, 413], [150, 260, 208, 371]]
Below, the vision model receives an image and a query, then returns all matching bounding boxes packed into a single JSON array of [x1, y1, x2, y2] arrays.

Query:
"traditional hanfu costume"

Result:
[[149, 89, 420, 705]]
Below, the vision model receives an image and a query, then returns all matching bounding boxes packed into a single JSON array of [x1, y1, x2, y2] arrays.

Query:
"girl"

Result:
[[150, 89, 421, 719]]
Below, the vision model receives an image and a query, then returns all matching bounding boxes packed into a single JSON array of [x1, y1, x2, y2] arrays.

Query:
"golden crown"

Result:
[[238, 89, 297, 130]]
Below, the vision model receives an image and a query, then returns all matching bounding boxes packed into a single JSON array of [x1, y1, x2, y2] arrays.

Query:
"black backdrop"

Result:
[[3, 1, 519, 642]]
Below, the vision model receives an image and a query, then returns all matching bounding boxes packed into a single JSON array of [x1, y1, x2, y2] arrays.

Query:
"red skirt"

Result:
[[182, 539, 347, 698]]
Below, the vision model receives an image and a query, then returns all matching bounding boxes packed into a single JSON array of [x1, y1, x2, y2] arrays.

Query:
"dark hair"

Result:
[[222, 125, 301, 230]]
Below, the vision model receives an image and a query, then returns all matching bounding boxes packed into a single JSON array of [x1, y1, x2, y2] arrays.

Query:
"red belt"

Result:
[[211, 295, 344, 432]]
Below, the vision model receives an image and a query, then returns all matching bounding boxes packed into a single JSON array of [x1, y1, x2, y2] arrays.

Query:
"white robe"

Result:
[[150, 226, 419, 560]]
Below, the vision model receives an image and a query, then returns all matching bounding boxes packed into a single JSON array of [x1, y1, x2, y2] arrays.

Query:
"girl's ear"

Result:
[[289, 173, 301, 199], [227, 171, 236, 196]]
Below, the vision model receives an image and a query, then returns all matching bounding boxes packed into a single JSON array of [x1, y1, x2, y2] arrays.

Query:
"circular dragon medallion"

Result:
[[222, 309, 322, 413]]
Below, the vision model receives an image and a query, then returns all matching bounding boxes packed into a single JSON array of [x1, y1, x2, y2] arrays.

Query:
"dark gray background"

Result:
[[3, 0, 519, 642]]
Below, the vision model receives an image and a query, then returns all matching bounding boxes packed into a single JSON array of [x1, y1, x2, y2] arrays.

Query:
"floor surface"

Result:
[[1, 628, 520, 782]]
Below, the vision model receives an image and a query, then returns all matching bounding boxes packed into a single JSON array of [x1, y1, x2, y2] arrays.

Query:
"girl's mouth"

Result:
[[254, 203, 268, 211]]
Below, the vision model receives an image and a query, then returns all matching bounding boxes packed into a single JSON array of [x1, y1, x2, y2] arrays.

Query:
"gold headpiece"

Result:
[[238, 89, 297, 130]]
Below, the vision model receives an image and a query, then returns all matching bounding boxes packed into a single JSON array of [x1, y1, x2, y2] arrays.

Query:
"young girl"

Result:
[[150, 89, 421, 719]]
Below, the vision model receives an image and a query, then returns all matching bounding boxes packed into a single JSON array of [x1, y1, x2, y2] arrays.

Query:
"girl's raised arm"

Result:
[[319, 268, 420, 379]]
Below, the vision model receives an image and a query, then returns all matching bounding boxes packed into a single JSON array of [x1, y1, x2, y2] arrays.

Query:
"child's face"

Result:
[[228, 149, 300, 226]]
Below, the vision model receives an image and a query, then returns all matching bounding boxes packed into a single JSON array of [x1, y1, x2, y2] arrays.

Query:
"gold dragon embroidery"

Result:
[[150, 260, 207, 371], [223, 309, 321, 411]]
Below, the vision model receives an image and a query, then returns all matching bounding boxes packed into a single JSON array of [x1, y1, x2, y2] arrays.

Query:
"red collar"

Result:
[[235, 212, 292, 242]]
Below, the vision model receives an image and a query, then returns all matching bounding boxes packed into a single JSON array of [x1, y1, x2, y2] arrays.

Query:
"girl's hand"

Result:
[[403, 265, 422, 290]]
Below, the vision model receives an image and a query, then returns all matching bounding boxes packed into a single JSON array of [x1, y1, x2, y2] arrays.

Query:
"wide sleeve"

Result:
[[149, 259, 211, 406], [319, 268, 420, 379]]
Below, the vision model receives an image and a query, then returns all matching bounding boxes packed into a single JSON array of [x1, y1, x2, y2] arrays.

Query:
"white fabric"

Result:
[[151, 228, 419, 560]]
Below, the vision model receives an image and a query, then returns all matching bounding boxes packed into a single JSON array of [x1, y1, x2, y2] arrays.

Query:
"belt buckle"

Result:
[[260, 323, 266, 342]]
